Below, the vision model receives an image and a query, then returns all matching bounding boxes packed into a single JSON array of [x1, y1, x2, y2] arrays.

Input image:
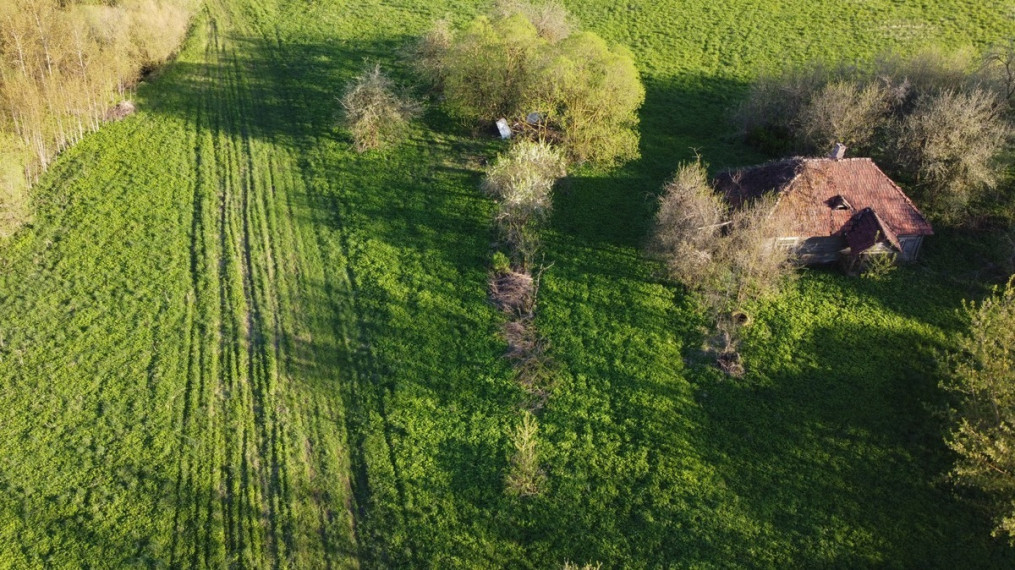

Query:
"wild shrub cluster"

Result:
[[736, 49, 1013, 224], [0, 0, 196, 237], [943, 278, 1015, 545], [483, 140, 566, 496], [339, 64, 420, 152], [417, 1, 644, 165], [649, 159, 796, 375]]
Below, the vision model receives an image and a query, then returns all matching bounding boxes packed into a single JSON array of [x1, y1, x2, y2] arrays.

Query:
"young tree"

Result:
[[648, 158, 725, 285], [943, 278, 1015, 544], [505, 411, 545, 497], [339, 64, 420, 152]]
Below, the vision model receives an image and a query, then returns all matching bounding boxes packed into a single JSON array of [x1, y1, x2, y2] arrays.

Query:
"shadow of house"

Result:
[[714, 151, 933, 265]]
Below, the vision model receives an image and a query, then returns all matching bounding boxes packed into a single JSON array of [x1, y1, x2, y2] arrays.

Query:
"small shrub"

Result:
[[505, 410, 545, 497], [859, 252, 897, 280], [492, 250, 512, 274], [339, 64, 420, 152]]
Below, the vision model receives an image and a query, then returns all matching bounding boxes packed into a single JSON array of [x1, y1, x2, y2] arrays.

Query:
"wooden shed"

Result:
[[713, 156, 933, 264]]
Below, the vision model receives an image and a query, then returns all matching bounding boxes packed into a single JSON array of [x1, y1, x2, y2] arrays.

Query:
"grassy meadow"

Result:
[[0, 0, 1014, 566]]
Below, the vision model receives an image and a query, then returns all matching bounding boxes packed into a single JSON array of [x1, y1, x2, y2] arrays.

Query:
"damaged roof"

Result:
[[713, 157, 933, 238]]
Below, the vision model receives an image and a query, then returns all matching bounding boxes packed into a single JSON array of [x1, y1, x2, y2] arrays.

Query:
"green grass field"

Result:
[[1, 0, 1014, 566]]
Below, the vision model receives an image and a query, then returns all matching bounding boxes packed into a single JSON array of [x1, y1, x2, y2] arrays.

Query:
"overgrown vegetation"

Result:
[[943, 278, 1015, 544], [0, 0, 195, 237], [736, 50, 1013, 223], [417, 2, 644, 165], [339, 63, 420, 152], [2, 0, 1014, 566], [649, 159, 796, 374]]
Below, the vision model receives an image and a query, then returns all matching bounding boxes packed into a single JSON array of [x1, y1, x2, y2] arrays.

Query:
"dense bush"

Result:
[[944, 278, 1015, 544], [339, 64, 420, 152], [735, 50, 1013, 223], [418, 3, 644, 165]]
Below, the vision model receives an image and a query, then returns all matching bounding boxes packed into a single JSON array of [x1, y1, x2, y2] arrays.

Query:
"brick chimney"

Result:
[[829, 143, 847, 160]]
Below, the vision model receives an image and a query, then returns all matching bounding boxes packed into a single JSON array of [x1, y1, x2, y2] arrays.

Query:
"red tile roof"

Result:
[[714, 157, 933, 238]]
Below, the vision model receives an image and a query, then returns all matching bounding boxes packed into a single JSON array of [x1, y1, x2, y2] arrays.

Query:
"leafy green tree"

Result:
[[420, 4, 644, 166], [944, 278, 1015, 544], [438, 14, 546, 120], [535, 32, 644, 164]]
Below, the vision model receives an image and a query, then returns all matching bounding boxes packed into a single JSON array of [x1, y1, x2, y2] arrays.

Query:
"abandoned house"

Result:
[[713, 149, 933, 265]]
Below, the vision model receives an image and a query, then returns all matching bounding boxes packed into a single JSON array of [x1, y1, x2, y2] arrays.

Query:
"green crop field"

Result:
[[1, 0, 1015, 566]]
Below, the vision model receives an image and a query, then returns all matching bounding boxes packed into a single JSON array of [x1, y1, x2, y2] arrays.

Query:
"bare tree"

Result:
[[648, 158, 726, 285], [339, 64, 421, 152]]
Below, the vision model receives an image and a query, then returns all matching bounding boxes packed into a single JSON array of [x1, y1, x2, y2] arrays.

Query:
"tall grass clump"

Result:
[[339, 64, 421, 152], [735, 49, 1013, 224], [416, 2, 644, 166]]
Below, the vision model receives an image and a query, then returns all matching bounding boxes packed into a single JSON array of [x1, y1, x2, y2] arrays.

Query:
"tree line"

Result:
[[0, 0, 196, 237]]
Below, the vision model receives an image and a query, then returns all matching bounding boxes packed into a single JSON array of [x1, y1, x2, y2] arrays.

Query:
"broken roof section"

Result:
[[845, 207, 902, 254]]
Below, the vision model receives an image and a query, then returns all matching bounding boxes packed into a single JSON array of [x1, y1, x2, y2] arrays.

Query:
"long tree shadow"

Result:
[[693, 317, 1015, 567]]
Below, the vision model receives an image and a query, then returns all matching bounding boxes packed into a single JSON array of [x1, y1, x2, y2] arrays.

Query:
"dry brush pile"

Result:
[[0, 0, 196, 237]]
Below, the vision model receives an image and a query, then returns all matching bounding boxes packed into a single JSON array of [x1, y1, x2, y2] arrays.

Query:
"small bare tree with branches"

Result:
[[339, 64, 420, 152]]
